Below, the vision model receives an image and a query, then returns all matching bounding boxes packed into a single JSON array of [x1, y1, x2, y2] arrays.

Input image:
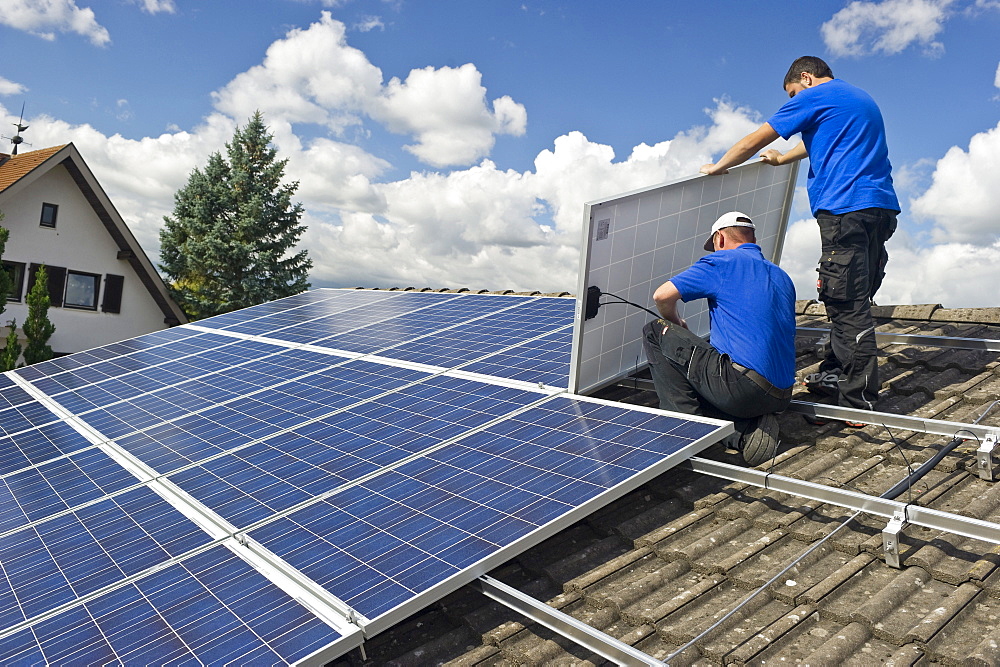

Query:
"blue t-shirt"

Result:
[[670, 244, 796, 389], [767, 79, 899, 216]]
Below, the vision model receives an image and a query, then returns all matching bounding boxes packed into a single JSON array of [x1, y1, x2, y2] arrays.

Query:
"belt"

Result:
[[731, 362, 792, 400]]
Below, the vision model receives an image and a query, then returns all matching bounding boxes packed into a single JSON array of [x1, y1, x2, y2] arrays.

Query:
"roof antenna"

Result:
[[3, 103, 31, 155]]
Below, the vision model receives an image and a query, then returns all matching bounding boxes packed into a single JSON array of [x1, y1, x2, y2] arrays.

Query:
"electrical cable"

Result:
[[596, 290, 661, 319]]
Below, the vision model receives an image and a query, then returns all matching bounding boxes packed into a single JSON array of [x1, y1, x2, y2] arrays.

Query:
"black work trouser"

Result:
[[815, 207, 897, 410], [642, 320, 790, 428]]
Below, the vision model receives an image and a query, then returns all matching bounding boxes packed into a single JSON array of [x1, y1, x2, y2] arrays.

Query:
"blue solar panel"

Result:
[[0, 288, 728, 663], [461, 327, 573, 387], [0, 447, 138, 532], [0, 486, 211, 620], [77, 359, 433, 476], [313, 293, 523, 354], [373, 297, 574, 369], [169, 376, 545, 527], [0, 421, 93, 476], [0, 545, 344, 665], [250, 394, 720, 622]]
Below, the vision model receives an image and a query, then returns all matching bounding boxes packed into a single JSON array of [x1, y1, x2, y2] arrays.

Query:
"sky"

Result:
[[1, 0, 999, 308]]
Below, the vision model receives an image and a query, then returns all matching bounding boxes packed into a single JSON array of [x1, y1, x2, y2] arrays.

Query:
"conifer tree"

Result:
[[22, 265, 55, 366], [159, 111, 312, 320], [0, 319, 19, 372]]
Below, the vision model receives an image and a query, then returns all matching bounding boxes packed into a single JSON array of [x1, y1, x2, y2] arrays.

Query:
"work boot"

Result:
[[802, 370, 840, 397], [739, 413, 780, 467]]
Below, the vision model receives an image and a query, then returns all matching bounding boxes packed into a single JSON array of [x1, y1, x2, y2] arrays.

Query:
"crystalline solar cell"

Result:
[[0, 421, 93, 475], [0, 545, 345, 665], [374, 297, 574, 369], [460, 327, 573, 387]]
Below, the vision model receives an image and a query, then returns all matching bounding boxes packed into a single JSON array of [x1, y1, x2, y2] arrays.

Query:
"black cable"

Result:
[[598, 291, 661, 319], [879, 422, 914, 503]]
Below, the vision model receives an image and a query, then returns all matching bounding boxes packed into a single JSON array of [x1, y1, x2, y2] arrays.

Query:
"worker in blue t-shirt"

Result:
[[643, 211, 796, 467], [699, 56, 899, 419]]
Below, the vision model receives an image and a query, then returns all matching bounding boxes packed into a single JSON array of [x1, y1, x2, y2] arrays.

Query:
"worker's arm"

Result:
[[761, 140, 808, 166], [652, 281, 688, 329], [700, 123, 781, 175]]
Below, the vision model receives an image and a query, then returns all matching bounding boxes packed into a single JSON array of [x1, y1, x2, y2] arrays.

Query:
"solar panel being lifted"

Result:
[[0, 289, 730, 663]]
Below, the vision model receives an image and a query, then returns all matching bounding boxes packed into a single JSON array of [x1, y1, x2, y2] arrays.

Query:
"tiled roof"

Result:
[[328, 298, 1000, 666], [0, 145, 67, 193]]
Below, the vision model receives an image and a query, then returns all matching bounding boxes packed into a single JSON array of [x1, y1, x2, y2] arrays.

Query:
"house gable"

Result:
[[0, 144, 186, 353]]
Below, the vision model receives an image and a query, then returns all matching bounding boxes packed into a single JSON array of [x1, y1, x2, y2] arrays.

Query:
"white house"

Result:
[[0, 143, 186, 355]]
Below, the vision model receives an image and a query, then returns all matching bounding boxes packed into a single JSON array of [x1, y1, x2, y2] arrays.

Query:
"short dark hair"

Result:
[[722, 226, 755, 245], [783, 56, 834, 87]]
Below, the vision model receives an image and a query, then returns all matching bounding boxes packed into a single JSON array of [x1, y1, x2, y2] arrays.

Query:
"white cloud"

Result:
[[304, 100, 793, 291], [995, 61, 1000, 89], [354, 16, 384, 32], [821, 0, 954, 57], [909, 120, 1000, 243], [374, 64, 527, 167], [128, 0, 176, 13], [778, 218, 1000, 308], [0, 0, 110, 46], [213, 13, 525, 169], [0, 76, 27, 96], [211, 14, 383, 134]]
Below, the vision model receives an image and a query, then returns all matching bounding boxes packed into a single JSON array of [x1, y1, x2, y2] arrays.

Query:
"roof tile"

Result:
[[0, 145, 67, 193]]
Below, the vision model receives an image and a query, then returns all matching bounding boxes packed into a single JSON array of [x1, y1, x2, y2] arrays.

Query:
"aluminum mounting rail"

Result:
[[786, 400, 998, 441], [796, 326, 1000, 353], [474, 576, 666, 667], [684, 457, 1000, 546]]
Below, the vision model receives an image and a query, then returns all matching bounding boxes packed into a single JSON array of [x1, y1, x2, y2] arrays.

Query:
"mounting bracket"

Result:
[[883, 510, 907, 569], [977, 433, 998, 482]]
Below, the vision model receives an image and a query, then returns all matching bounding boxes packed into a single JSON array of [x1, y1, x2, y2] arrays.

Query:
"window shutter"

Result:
[[102, 274, 124, 314], [28, 264, 67, 307]]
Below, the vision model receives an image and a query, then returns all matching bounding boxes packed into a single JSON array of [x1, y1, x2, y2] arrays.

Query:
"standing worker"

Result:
[[699, 56, 899, 419]]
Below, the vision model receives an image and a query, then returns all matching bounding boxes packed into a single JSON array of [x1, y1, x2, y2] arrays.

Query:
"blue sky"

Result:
[[2, 0, 999, 307]]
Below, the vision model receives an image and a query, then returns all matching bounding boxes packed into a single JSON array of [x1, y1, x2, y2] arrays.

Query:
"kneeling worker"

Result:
[[642, 211, 796, 466]]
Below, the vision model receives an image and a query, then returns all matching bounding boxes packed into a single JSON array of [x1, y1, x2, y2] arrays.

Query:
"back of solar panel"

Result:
[[569, 160, 799, 395]]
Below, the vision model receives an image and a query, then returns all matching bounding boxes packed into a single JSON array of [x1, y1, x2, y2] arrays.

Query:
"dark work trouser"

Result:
[[642, 320, 790, 429], [815, 207, 897, 410]]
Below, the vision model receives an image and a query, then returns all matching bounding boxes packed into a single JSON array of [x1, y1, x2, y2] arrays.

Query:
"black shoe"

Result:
[[802, 371, 840, 397], [739, 413, 779, 467]]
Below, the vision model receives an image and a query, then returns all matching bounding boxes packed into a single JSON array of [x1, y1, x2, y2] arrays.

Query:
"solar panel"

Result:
[[569, 160, 799, 394], [0, 289, 730, 662]]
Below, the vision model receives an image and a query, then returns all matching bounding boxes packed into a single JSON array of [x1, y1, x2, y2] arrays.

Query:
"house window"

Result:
[[2, 262, 25, 302], [40, 203, 58, 228], [64, 270, 101, 310]]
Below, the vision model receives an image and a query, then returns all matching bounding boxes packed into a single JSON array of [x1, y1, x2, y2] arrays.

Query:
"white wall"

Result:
[[0, 163, 171, 354]]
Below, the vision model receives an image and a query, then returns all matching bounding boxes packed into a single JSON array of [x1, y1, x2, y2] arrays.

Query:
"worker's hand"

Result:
[[679, 318, 688, 330], [700, 163, 727, 175], [760, 149, 783, 165]]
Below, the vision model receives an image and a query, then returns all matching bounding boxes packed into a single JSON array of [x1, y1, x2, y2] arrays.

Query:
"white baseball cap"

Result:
[[703, 211, 755, 251]]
